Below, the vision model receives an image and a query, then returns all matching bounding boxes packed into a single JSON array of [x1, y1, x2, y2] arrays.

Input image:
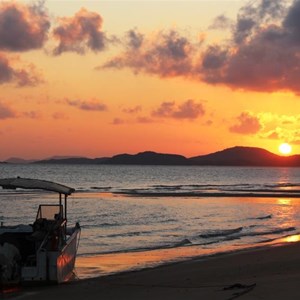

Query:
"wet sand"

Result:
[[6, 241, 300, 300]]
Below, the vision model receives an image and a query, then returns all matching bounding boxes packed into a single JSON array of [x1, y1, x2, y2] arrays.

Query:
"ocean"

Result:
[[1, 164, 300, 278]]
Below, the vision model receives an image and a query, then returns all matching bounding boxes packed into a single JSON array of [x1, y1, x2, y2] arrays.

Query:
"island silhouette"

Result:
[[4, 146, 300, 167]]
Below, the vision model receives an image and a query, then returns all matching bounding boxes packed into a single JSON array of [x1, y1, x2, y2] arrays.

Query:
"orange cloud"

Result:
[[0, 1, 49, 52], [230, 112, 262, 134], [52, 8, 106, 55], [52, 112, 68, 120], [122, 105, 142, 114], [64, 98, 108, 111], [112, 118, 125, 125], [0, 53, 43, 86], [111, 116, 153, 125], [265, 131, 280, 139], [22, 111, 42, 119], [102, 29, 194, 77], [136, 116, 153, 123], [0, 101, 17, 119], [152, 99, 205, 120]]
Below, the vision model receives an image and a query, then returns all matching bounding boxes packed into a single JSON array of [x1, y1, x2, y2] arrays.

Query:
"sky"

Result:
[[1, 0, 300, 160]]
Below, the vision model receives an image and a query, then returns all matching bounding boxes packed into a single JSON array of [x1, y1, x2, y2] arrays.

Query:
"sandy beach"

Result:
[[5, 240, 300, 300]]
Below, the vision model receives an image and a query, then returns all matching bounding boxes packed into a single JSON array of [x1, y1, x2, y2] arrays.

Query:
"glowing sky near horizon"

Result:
[[1, 0, 300, 160]]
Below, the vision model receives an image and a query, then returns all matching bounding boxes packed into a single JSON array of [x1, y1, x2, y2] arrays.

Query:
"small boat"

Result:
[[0, 177, 80, 287]]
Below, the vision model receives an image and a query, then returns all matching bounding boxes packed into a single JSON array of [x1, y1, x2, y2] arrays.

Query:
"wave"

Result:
[[79, 226, 298, 257], [106, 230, 154, 238], [174, 238, 192, 247], [198, 226, 296, 244], [102, 182, 300, 198], [160, 218, 178, 223], [243, 226, 296, 237], [196, 226, 295, 245], [83, 222, 121, 228], [256, 214, 272, 220], [248, 214, 272, 220], [199, 227, 243, 239], [90, 186, 112, 191]]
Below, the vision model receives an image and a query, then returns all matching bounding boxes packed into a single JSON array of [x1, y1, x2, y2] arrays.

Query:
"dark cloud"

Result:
[[126, 29, 144, 49], [199, 0, 300, 93], [201, 45, 228, 83], [53, 8, 107, 55], [283, 0, 300, 43], [259, 0, 287, 20], [0, 1, 50, 52], [0, 53, 43, 87], [233, 0, 287, 44], [65, 98, 107, 111], [102, 29, 194, 77], [233, 17, 256, 44], [229, 112, 262, 134], [152, 99, 205, 120], [0, 54, 13, 83], [0, 102, 17, 119]]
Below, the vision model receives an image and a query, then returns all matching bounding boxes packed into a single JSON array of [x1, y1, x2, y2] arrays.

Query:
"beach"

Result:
[[7, 240, 300, 300]]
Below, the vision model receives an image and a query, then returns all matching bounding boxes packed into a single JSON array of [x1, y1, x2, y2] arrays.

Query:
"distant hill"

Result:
[[104, 151, 188, 165], [10, 146, 300, 166], [34, 157, 109, 164], [5, 155, 86, 164], [189, 146, 300, 166], [5, 157, 36, 164]]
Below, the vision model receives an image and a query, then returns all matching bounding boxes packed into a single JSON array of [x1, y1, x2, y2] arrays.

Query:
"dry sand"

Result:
[[6, 241, 300, 300]]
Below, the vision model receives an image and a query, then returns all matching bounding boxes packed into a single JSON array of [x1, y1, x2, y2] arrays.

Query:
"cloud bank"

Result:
[[103, 0, 300, 94], [103, 29, 195, 78]]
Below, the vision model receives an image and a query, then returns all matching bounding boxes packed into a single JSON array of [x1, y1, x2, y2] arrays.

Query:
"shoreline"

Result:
[[75, 233, 300, 279], [7, 238, 300, 299]]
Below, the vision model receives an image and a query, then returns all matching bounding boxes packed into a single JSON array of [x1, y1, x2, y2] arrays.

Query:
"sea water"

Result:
[[1, 164, 300, 277]]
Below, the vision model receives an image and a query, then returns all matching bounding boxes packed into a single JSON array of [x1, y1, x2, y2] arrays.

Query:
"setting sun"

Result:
[[279, 143, 292, 155]]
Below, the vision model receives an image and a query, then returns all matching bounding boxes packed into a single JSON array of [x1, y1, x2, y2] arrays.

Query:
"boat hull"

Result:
[[54, 228, 80, 283], [21, 228, 80, 284]]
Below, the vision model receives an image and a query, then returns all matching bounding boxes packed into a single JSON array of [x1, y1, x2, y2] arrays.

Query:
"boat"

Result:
[[0, 177, 81, 287]]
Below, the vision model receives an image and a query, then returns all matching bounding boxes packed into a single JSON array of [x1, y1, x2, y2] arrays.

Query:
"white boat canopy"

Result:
[[0, 177, 75, 195]]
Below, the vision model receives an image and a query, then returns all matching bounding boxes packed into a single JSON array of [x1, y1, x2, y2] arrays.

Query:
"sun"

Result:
[[279, 143, 292, 155]]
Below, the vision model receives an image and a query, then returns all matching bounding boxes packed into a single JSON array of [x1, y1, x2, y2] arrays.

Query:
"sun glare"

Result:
[[279, 143, 292, 155]]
